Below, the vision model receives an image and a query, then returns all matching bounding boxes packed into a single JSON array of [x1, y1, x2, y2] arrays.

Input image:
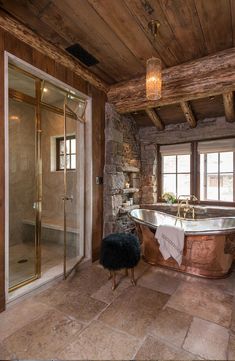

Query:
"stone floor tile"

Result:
[[99, 286, 169, 338], [138, 266, 182, 295], [1, 309, 83, 359], [62, 264, 109, 296], [228, 333, 235, 360], [183, 317, 229, 360], [55, 291, 107, 322], [149, 307, 193, 347], [91, 278, 131, 304], [0, 298, 53, 342], [166, 281, 233, 327], [135, 335, 199, 360], [58, 320, 141, 360]]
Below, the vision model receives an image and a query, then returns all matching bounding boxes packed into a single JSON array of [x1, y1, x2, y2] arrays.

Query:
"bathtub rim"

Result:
[[129, 208, 235, 236]]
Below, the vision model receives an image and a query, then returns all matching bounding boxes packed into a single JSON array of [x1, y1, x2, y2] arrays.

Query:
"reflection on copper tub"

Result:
[[129, 209, 235, 278]]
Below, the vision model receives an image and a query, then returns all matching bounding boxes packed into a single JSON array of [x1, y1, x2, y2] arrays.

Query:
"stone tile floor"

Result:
[[0, 259, 235, 360]]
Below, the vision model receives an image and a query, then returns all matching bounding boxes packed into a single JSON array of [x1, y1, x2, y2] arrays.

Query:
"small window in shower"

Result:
[[56, 135, 76, 170]]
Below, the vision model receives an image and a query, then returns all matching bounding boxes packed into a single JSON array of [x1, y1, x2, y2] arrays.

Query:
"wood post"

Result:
[[180, 101, 197, 128], [145, 108, 165, 130], [223, 92, 235, 122]]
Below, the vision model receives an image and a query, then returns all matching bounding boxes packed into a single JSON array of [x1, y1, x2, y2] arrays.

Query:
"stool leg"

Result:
[[131, 268, 136, 286], [125, 268, 128, 277], [112, 271, 117, 290], [108, 270, 112, 280]]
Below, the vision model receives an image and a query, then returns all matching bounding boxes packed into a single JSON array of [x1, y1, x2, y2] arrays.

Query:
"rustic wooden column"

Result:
[[180, 101, 197, 128], [145, 108, 165, 130], [223, 92, 235, 122]]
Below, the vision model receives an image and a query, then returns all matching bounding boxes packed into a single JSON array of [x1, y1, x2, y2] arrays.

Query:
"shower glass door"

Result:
[[63, 98, 84, 278], [8, 67, 40, 290]]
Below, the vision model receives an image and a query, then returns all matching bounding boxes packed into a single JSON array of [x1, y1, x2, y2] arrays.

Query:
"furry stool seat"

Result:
[[100, 233, 140, 290]]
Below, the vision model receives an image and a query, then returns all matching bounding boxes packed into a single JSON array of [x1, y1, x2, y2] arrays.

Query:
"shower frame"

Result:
[[5, 55, 90, 295]]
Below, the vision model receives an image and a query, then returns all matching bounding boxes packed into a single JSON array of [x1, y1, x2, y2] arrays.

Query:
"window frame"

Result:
[[56, 135, 76, 171], [158, 137, 235, 207]]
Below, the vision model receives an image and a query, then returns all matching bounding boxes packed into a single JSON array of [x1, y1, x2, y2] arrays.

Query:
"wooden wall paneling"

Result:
[[231, 0, 235, 46], [108, 47, 235, 113], [159, 0, 206, 60], [88, 85, 106, 261], [0, 30, 5, 312], [4, 31, 33, 65], [194, 0, 232, 53]]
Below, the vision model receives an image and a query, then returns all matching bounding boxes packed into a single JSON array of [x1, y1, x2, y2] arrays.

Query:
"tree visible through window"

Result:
[[56, 135, 76, 171]]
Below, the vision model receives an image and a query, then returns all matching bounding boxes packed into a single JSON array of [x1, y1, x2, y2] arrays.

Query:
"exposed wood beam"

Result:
[[108, 47, 235, 113], [223, 92, 235, 122], [180, 101, 197, 128], [0, 10, 108, 93], [145, 108, 164, 130]]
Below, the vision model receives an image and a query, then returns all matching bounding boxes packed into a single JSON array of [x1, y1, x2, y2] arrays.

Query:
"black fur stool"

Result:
[[100, 233, 141, 290]]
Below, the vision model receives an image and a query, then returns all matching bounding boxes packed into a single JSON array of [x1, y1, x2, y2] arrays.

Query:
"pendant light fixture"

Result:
[[146, 20, 162, 101]]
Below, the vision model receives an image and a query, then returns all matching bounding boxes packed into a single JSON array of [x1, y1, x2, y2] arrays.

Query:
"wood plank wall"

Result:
[[0, 29, 106, 311]]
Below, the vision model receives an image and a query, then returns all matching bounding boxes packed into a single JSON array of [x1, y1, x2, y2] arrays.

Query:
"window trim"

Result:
[[56, 135, 76, 171], [157, 136, 235, 207]]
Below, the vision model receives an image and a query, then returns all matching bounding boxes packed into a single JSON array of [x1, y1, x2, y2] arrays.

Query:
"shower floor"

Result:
[[9, 242, 64, 288]]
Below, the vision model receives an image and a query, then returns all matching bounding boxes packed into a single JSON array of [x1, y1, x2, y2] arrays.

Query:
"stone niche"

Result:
[[103, 103, 141, 237]]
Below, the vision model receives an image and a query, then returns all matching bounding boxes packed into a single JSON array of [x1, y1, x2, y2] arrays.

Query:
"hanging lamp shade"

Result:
[[146, 57, 162, 100]]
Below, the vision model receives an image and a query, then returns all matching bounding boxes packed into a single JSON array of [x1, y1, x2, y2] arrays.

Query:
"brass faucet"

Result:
[[176, 195, 198, 221]]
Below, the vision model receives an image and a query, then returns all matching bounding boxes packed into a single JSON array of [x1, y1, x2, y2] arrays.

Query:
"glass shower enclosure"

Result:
[[8, 64, 86, 291]]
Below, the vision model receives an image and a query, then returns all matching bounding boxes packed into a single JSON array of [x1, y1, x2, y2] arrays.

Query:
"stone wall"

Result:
[[103, 103, 141, 236], [139, 116, 235, 204]]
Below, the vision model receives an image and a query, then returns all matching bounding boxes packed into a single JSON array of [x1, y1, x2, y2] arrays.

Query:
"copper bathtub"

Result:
[[130, 209, 235, 278]]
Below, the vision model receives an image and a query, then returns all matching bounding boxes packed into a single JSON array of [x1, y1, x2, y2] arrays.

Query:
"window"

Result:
[[198, 139, 235, 202], [56, 135, 76, 171], [158, 138, 235, 204], [160, 143, 191, 197]]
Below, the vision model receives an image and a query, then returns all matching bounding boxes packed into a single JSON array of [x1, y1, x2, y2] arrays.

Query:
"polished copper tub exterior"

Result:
[[130, 209, 235, 278]]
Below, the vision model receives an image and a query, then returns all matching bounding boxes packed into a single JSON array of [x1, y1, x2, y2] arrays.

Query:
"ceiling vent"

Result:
[[66, 43, 99, 67]]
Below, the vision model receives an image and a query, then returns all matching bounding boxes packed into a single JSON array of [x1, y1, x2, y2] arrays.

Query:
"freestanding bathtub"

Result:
[[130, 208, 235, 278]]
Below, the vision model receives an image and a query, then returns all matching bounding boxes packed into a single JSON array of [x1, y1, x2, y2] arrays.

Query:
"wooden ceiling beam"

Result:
[[223, 92, 235, 122], [180, 101, 197, 128], [108, 47, 235, 113], [0, 9, 109, 93], [145, 108, 164, 130]]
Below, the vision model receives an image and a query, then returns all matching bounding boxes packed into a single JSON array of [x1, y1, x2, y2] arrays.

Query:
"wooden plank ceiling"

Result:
[[0, 0, 234, 127]]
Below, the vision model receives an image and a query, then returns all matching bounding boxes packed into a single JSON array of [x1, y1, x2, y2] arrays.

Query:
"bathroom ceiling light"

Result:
[[146, 20, 162, 101]]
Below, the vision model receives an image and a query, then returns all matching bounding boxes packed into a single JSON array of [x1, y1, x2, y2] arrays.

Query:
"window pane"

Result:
[[220, 152, 233, 172], [71, 138, 76, 153], [60, 155, 64, 169], [66, 139, 70, 154], [207, 153, 218, 173], [177, 174, 190, 196], [200, 154, 205, 200], [207, 174, 218, 200], [220, 173, 233, 201], [163, 156, 176, 173], [60, 140, 64, 155], [66, 155, 70, 168], [177, 154, 190, 173], [163, 174, 176, 195], [71, 154, 76, 169]]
